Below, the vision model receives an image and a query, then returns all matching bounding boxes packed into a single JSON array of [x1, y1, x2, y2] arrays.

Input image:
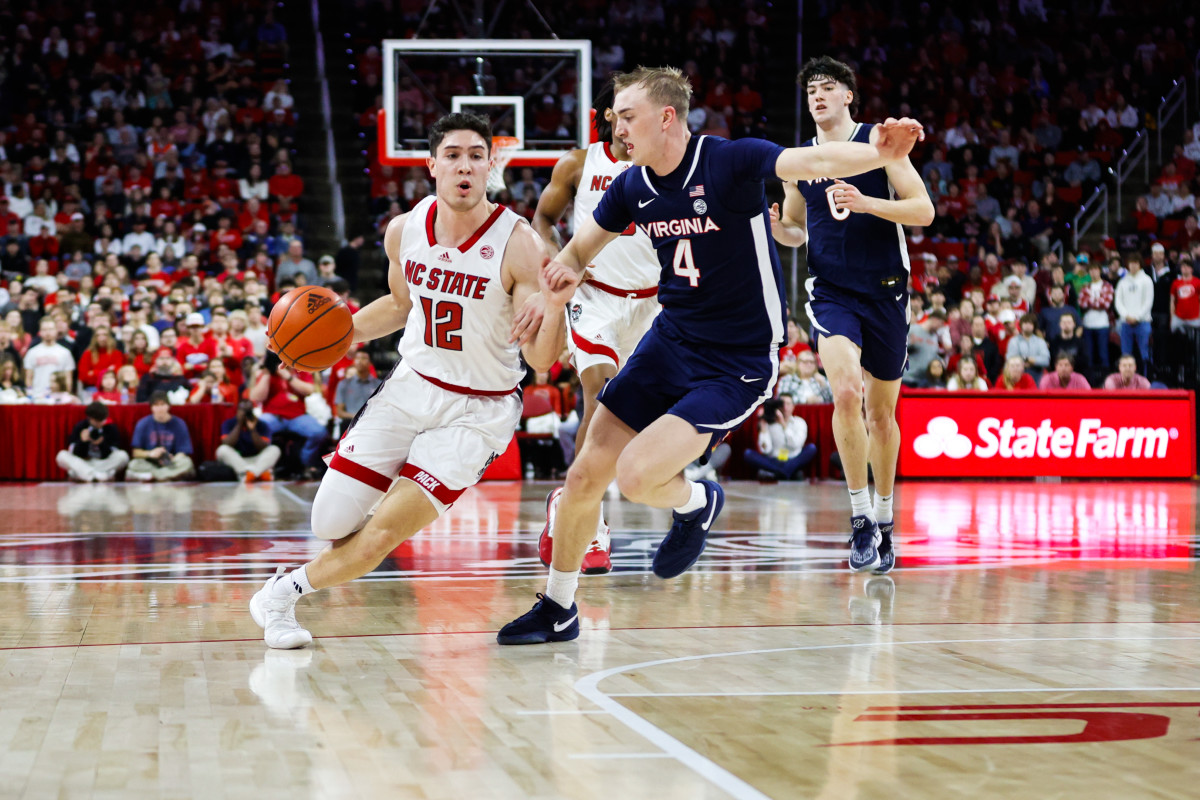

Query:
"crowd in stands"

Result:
[[0, 1, 390, 480]]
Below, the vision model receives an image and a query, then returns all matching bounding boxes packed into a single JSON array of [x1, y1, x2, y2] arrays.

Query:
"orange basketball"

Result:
[[267, 286, 354, 372]]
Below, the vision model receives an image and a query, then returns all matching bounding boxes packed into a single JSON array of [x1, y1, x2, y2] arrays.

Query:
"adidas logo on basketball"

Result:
[[438, 252, 452, 263], [306, 294, 332, 313]]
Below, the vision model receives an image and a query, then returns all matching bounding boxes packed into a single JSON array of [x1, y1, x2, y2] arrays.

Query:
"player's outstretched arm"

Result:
[[531, 149, 585, 258], [771, 182, 808, 248], [824, 125, 935, 226], [775, 117, 924, 183], [505, 223, 567, 372], [351, 214, 414, 344]]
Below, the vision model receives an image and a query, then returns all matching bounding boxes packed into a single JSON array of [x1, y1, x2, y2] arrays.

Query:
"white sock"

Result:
[[545, 567, 578, 609], [673, 480, 707, 515], [849, 487, 874, 519], [275, 564, 314, 597], [874, 493, 893, 524]]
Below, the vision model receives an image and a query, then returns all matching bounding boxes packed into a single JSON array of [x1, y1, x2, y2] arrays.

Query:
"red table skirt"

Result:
[[0, 403, 234, 481], [727, 403, 836, 479]]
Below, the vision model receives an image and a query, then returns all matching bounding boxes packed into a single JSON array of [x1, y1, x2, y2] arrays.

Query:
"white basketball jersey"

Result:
[[572, 142, 659, 290], [397, 196, 525, 393]]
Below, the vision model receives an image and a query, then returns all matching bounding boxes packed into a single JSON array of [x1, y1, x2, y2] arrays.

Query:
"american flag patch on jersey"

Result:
[[689, 184, 705, 197]]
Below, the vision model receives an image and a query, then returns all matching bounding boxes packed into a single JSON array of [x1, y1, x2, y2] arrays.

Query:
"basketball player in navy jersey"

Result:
[[500, 66, 924, 644], [772, 57, 934, 574], [531, 82, 661, 575]]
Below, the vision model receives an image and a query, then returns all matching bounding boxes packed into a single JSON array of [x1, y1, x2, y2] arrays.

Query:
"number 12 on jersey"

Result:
[[420, 296, 463, 351], [672, 239, 701, 287]]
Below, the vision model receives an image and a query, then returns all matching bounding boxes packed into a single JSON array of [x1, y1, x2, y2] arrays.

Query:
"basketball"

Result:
[[267, 286, 354, 372]]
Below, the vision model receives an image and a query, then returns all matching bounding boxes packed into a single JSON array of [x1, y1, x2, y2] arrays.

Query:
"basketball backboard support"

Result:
[[379, 39, 592, 168]]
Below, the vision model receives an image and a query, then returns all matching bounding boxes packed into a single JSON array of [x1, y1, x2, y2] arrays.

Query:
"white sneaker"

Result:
[[249, 567, 313, 649]]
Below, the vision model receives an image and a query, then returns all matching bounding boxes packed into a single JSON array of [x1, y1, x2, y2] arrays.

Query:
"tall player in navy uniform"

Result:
[[772, 57, 934, 574], [500, 66, 923, 644]]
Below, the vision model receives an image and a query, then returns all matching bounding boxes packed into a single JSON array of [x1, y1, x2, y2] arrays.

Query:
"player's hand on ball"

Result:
[[876, 117, 924, 161], [830, 180, 870, 214]]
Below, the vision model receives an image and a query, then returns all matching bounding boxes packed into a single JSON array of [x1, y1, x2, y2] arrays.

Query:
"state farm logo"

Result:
[[914, 417, 973, 459], [306, 294, 332, 313], [914, 416, 1179, 460]]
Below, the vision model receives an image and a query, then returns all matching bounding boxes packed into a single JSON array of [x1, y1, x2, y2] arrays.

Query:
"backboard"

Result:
[[379, 39, 592, 168]]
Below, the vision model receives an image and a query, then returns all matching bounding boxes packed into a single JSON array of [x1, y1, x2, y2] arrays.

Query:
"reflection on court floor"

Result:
[[0, 479, 1198, 799]]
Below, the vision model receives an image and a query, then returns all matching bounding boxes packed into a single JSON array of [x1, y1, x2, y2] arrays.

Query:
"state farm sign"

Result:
[[898, 391, 1196, 478]]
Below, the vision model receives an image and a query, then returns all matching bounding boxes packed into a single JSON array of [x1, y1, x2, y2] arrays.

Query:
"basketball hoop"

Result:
[[487, 136, 521, 196]]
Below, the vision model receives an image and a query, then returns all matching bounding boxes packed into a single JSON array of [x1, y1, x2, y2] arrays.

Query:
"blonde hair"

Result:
[[613, 66, 692, 119]]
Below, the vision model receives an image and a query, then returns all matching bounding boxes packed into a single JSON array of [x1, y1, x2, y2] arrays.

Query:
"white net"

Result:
[[486, 136, 521, 196]]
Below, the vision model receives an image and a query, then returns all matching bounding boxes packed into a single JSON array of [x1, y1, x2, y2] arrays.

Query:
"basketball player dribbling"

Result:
[[250, 112, 567, 649], [531, 81, 661, 575], [772, 56, 934, 575], [499, 66, 924, 644]]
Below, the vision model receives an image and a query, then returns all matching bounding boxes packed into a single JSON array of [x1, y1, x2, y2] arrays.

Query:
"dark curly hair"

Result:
[[798, 56, 860, 116], [428, 112, 493, 157], [592, 79, 615, 142]]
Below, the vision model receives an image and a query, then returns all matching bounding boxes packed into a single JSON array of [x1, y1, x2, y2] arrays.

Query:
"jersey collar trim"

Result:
[[425, 200, 508, 253], [640, 168, 659, 196], [681, 135, 706, 188], [602, 141, 618, 163]]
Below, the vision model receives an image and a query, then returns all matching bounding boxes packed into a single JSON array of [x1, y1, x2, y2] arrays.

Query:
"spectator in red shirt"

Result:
[[127, 329, 156, 376], [210, 215, 243, 253], [992, 355, 1037, 391], [183, 169, 211, 201], [1173, 215, 1200, 253], [268, 161, 304, 202], [248, 356, 327, 475], [733, 81, 762, 115], [188, 359, 239, 404], [176, 312, 218, 378], [208, 312, 252, 387], [1170, 259, 1200, 331], [778, 316, 812, 366], [77, 327, 125, 388], [210, 162, 238, 202]]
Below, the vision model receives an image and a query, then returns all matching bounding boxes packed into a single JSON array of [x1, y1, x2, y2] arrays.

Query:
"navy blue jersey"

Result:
[[796, 123, 910, 298], [593, 135, 787, 349]]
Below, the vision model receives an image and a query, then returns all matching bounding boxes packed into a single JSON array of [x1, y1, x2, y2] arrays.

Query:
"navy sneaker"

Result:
[[875, 522, 896, 574], [497, 593, 580, 645], [653, 480, 724, 579], [848, 514, 881, 573]]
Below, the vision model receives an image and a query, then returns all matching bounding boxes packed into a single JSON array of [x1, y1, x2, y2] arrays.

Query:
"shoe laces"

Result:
[[587, 526, 611, 554], [261, 576, 301, 618], [850, 521, 877, 550]]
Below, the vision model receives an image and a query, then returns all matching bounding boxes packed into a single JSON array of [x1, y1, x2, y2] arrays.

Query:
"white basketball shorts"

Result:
[[565, 280, 660, 373], [329, 361, 520, 509]]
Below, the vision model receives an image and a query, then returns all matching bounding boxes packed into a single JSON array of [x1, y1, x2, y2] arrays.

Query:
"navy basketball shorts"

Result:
[[597, 320, 778, 459], [805, 280, 910, 381]]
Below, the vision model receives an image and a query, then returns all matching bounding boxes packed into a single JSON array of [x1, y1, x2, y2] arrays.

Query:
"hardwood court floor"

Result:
[[1, 479, 1199, 799]]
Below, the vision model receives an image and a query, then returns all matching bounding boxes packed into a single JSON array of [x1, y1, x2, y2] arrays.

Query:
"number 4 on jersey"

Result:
[[672, 239, 701, 287]]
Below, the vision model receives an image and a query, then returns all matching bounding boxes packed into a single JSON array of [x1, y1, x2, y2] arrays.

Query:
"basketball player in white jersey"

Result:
[[249, 112, 568, 649], [531, 83, 661, 575]]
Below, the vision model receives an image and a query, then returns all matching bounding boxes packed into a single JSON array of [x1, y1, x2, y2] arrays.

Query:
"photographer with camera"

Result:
[[216, 399, 281, 482], [55, 401, 130, 482], [127, 391, 196, 481]]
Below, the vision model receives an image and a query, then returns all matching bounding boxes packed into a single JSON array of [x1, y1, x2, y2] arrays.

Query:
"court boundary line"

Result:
[[573, 634, 1200, 800], [6, 622, 1200, 652]]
